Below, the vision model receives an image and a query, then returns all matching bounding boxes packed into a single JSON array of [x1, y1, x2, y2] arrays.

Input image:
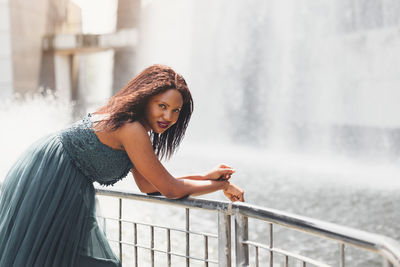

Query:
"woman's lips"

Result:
[[157, 121, 169, 129]]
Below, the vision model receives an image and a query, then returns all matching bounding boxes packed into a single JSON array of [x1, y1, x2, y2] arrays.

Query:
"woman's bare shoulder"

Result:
[[114, 121, 149, 141]]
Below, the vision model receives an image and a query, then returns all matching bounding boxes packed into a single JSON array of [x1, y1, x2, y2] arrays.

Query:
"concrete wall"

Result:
[[0, 0, 13, 98], [9, 0, 81, 95], [9, 0, 49, 94], [112, 0, 140, 93]]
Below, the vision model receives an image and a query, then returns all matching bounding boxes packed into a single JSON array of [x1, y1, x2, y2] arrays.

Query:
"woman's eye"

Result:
[[173, 109, 180, 113], [159, 104, 166, 109]]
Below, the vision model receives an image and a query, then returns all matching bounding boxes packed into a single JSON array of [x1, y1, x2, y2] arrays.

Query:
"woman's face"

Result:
[[142, 89, 183, 134]]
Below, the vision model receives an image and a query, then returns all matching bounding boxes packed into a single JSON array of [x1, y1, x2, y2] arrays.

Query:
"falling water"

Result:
[[136, 0, 400, 185], [186, 1, 400, 157], [136, 0, 400, 265], [0, 92, 72, 179]]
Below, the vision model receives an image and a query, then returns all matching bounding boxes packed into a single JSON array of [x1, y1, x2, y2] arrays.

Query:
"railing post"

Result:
[[339, 243, 345, 267], [150, 225, 155, 267], [218, 210, 231, 267], [134, 223, 138, 267], [235, 212, 249, 267], [167, 229, 171, 267], [384, 259, 394, 267], [269, 223, 273, 267], [186, 208, 190, 267], [204, 235, 209, 267]]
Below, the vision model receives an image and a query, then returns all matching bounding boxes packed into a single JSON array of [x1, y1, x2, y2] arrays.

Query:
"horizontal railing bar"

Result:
[[98, 216, 218, 238], [243, 240, 329, 267], [96, 188, 400, 266], [273, 247, 328, 267], [108, 239, 218, 263], [232, 202, 400, 266], [96, 187, 231, 212]]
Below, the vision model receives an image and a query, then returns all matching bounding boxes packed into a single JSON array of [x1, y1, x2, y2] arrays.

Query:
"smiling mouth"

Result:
[[157, 121, 169, 129]]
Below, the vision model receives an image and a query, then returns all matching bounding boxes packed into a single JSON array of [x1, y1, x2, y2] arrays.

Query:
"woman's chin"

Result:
[[152, 128, 167, 134]]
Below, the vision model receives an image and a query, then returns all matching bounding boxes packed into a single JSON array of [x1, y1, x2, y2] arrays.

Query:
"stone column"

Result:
[[39, 0, 82, 95], [0, 0, 13, 98], [9, 0, 81, 95], [112, 0, 140, 93], [9, 0, 49, 94]]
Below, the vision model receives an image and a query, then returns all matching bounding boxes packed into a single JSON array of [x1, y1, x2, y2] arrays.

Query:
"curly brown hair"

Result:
[[94, 64, 193, 159]]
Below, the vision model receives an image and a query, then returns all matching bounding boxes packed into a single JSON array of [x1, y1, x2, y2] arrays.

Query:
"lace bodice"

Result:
[[58, 114, 133, 186]]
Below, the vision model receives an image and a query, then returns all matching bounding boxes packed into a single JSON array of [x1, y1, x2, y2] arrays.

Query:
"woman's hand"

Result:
[[223, 182, 245, 202], [204, 164, 235, 181]]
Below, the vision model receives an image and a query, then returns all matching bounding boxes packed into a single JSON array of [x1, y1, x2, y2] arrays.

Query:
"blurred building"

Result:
[[0, 0, 81, 98], [0, 0, 16, 98], [1, 0, 139, 105]]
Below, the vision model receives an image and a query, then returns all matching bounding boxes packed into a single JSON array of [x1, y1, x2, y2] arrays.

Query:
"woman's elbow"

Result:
[[163, 189, 187, 199], [163, 191, 179, 199], [159, 179, 189, 199]]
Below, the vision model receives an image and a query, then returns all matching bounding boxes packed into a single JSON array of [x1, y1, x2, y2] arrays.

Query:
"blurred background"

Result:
[[1, 0, 400, 264]]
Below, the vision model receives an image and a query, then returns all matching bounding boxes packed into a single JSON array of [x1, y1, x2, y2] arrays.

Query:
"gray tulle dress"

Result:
[[0, 114, 133, 267]]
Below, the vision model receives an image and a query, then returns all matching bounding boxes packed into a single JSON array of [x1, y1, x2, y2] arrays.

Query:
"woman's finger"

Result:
[[221, 173, 231, 180], [218, 170, 234, 180], [218, 168, 235, 174], [225, 192, 236, 201], [219, 164, 231, 169]]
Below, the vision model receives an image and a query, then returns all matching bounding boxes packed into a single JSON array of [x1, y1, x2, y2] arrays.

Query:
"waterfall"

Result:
[[181, 0, 400, 162]]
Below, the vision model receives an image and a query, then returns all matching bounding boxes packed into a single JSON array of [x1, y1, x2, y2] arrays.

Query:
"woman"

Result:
[[0, 64, 244, 267]]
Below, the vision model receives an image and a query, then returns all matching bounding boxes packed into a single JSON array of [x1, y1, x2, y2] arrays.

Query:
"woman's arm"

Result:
[[131, 168, 158, 194], [131, 167, 244, 201], [132, 163, 235, 192], [131, 168, 222, 194], [132, 166, 239, 200], [131, 168, 212, 194], [116, 122, 233, 199], [176, 164, 235, 181]]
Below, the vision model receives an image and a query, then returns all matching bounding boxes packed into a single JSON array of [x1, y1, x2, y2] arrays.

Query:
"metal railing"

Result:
[[95, 187, 400, 267]]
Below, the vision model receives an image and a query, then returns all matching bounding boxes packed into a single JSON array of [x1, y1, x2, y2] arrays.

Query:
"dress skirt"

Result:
[[0, 134, 121, 267]]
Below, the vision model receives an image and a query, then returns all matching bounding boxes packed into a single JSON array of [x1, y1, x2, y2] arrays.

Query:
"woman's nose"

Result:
[[163, 111, 172, 121]]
